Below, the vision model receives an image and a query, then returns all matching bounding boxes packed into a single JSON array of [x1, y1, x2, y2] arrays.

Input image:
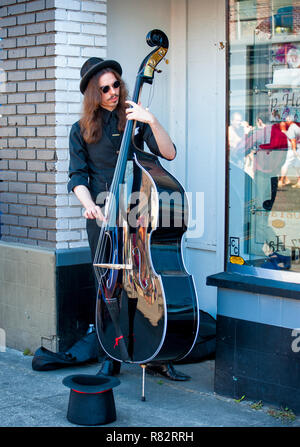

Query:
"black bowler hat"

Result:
[[80, 57, 122, 94]]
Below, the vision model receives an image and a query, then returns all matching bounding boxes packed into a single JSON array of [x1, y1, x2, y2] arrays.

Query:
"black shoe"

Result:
[[145, 362, 191, 381], [96, 358, 121, 376]]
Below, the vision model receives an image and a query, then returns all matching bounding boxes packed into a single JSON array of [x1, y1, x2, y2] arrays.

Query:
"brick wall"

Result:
[[256, 0, 271, 34], [292, 2, 300, 34], [54, 0, 106, 249], [0, 0, 107, 249]]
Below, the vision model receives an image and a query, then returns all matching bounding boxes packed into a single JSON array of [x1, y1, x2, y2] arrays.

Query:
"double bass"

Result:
[[94, 29, 199, 365]]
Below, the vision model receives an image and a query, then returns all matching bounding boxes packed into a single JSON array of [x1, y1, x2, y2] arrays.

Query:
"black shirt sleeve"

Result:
[[137, 122, 177, 159], [68, 122, 90, 193]]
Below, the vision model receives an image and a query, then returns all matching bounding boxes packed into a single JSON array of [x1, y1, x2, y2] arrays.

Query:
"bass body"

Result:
[[96, 149, 199, 363]]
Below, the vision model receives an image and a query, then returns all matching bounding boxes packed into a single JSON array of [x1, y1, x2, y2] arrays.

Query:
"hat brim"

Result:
[[80, 60, 122, 94], [62, 374, 120, 393]]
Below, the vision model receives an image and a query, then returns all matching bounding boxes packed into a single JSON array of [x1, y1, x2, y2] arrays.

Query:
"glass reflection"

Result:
[[228, 0, 300, 272]]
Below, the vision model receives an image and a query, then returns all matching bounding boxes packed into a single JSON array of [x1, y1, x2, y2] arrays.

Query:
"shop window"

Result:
[[227, 0, 300, 274]]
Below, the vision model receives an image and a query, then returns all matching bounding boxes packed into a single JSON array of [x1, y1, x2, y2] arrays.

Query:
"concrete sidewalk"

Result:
[[0, 347, 299, 428]]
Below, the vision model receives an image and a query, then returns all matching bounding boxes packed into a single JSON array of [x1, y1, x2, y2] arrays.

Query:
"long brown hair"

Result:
[[79, 68, 129, 144]]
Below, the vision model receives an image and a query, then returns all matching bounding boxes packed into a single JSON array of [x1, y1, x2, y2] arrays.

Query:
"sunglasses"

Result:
[[100, 80, 120, 94]]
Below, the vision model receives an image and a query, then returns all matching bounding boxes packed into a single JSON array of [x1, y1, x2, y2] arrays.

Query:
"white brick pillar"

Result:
[[54, 0, 107, 249]]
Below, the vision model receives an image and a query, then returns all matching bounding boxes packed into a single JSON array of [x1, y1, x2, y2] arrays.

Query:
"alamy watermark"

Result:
[[0, 328, 6, 352], [96, 186, 204, 239]]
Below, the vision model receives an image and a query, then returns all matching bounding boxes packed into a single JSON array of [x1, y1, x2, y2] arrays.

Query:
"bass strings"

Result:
[[93, 119, 132, 286]]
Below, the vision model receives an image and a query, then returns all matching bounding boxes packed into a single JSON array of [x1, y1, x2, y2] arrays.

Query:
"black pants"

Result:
[[86, 219, 109, 360], [86, 218, 102, 263]]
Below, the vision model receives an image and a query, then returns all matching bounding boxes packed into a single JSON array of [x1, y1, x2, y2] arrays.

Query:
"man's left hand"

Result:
[[125, 100, 155, 125]]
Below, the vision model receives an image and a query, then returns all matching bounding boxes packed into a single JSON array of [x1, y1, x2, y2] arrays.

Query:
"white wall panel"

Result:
[[107, 0, 227, 317], [185, 0, 226, 316]]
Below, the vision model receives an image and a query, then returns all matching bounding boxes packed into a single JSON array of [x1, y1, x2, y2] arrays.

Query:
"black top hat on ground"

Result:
[[62, 374, 121, 426], [80, 57, 122, 94]]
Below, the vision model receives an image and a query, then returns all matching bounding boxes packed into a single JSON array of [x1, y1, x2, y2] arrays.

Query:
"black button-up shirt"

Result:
[[68, 108, 170, 201]]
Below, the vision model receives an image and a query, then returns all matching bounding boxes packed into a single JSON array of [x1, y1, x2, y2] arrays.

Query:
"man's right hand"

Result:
[[83, 204, 107, 221], [73, 185, 107, 221]]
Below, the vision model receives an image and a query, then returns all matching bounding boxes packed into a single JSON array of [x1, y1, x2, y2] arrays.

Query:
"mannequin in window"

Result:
[[278, 116, 300, 188]]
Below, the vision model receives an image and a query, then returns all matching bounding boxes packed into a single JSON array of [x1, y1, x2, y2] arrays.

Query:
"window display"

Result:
[[228, 0, 300, 273]]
